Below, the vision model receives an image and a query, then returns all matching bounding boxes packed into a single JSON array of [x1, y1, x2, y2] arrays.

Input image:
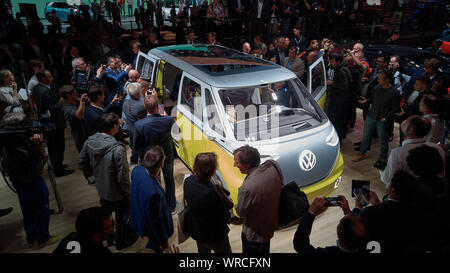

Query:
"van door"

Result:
[[308, 56, 328, 109], [174, 72, 206, 168], [135, 51, 158, 87]]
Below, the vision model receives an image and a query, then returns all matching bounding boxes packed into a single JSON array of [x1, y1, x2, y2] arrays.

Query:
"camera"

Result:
[[325, 196, 341, 207], [146, 89, 153, 96]]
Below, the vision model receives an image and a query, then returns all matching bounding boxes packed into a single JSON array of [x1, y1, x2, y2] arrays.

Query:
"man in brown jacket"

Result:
[[234, 145, 282, 253]]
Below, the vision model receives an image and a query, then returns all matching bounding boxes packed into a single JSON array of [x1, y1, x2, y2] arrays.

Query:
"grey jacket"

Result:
[[78, 133, 131, 202]]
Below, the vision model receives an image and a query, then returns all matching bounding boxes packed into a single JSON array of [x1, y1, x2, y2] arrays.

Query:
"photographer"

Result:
[[84, 85, 121, 137], [122, 82, 147, 164], [293, 195, 368, 253], [2, 132, 60, 247], [352, 171, 424, 252], [59, 85, 88, 153], [71, 57, 106, 97], [104, 56, 132, 105]]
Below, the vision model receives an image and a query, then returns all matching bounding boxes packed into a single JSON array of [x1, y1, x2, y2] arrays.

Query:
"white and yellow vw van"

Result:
[[135, 44, 343, 205]]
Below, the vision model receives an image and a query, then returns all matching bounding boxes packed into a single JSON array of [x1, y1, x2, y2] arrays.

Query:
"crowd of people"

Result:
[[0, 0, 449, 254]]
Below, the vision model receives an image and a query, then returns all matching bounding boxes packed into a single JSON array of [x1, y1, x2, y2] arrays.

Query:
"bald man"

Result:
[[124, 70, 140, 100], [242, 42, 251, 54]]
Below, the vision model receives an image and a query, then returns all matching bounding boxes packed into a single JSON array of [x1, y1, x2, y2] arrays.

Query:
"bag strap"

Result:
[[211, 181, 234, 210], [267, 160, 283, 186]]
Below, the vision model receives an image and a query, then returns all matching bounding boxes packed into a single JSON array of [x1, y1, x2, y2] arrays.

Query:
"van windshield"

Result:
[[218, 78, 325, 141]]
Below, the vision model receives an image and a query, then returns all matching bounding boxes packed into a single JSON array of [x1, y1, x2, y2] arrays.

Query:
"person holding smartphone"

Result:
[[351, 171, 424, 253], [293, 195, 369, 253]]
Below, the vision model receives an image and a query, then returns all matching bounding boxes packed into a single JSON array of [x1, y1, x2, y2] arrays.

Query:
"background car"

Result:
[[162, 2, 179, 24], [44, 1, 92, 21], [44, 1, 77, 21]]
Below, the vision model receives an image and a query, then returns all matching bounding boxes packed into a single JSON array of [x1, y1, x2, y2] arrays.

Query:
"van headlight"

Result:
[[334, 176, 342, 189], [326, 127, 339, 147]]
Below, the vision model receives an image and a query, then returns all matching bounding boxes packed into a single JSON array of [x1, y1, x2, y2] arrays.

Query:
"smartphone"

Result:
[[352, 180, 370, 207], [158, 104, 164, 115], [325, 197, 342, 207], [352, 180, 370, 198]]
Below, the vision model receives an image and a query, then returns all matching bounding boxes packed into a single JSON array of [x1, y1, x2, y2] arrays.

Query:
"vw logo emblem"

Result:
[[299, 150, 316, 171]]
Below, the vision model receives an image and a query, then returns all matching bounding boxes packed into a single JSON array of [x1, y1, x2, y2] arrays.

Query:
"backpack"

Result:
[[267, 160, 310, 228]]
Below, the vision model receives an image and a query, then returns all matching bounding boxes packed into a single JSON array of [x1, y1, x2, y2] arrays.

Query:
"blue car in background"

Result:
[[44, 1, 92, 21]]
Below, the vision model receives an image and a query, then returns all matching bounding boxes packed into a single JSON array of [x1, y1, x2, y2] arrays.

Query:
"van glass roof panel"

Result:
[[158, 44, 276, 76]]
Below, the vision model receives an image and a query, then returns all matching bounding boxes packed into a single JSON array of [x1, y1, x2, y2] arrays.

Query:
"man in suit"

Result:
[[134, 95, 180, 214], [283, 47, 305, 79], [33, 69, 73, 177], [186, 29, 199, 45], [249, 0, 271, 40], [293, 195, 368, 253]]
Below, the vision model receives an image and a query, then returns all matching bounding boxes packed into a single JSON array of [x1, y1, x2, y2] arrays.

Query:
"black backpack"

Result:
[[267, 160, 310, 228]]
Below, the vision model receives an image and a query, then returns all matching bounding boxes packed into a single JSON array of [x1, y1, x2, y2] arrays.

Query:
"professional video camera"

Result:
[[0, 118, 55, 143], [0, 89, 64, 212]]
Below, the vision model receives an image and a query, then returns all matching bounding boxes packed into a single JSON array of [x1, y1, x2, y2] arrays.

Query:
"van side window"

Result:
[[180, 76, 202, 120], [162, 63, 183, 101], [205, 89, 225, 137]]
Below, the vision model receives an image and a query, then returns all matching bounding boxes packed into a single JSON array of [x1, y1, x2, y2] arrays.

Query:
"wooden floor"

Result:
[[0, 110, 399, 253]]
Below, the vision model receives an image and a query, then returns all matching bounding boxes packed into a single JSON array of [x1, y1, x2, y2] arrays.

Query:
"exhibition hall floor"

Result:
[[0, 110, 396, 253]]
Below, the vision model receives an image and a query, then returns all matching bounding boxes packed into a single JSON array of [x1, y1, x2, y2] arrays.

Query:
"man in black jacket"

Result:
[[2, 133, 60, 247], [291, 26, 309, 54], [326, 52, 351, 142], [33, 69, 73, 177], [353, 69, 401, 168], [293, 195, 368, 253]]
